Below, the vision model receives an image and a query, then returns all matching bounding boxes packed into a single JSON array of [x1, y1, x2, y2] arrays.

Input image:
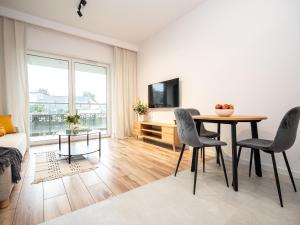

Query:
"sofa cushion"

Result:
[[0, 127, 6, 137], [0, 133, 27, 157], [0, 115, 16, 134]]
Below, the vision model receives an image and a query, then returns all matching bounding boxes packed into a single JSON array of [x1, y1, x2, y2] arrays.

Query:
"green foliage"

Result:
[[133, 100, 149, 115], [83, 91, 96, 101], [37, 88, 50, 95], [30, 104, 46, 114], [64, 113, 80, 125]]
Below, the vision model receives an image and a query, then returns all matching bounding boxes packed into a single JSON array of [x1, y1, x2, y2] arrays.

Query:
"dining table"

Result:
[[192, 115, 267, 192]]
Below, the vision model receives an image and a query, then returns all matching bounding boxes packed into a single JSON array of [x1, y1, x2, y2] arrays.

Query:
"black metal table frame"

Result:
[[58, 131, 101, 164], [192, 119, 263, 192]]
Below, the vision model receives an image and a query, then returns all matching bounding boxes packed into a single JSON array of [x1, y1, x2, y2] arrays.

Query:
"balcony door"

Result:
[[27, 53, 109, 144]]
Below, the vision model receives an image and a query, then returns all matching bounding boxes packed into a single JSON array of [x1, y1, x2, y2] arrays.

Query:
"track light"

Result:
[[77, 0, 87, 18], [77, 10, 83, 17]]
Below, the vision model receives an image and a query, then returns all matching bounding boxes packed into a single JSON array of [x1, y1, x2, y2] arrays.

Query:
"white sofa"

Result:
[[0, 132, 27, 208]]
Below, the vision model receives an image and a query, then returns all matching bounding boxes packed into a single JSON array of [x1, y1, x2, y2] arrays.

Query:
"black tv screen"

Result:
[[148, 78, 179, 108]]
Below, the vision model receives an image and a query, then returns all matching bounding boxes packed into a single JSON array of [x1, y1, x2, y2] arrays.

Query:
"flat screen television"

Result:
[[148, 78, 179, 108]]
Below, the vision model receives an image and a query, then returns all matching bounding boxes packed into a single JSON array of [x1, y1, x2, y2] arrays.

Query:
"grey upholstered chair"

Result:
[[185, 108, 220, 166], [174, 108, 229, 194], [236, 107, 300, 207], [185, 108, 219, 138]]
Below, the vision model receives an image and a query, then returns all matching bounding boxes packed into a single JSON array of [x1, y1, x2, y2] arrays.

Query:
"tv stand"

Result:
[[135, 121, 180, 151]]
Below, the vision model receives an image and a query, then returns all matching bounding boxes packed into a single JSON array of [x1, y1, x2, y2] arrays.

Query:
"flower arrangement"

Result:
[[133, 100, 149, 115], [64, 113, 80, 129]]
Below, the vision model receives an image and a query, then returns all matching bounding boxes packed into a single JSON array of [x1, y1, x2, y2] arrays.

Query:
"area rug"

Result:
[[33, 151, 97, 184], [39, 161, 300, 225]]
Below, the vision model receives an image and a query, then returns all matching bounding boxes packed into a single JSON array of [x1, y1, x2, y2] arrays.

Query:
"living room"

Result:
[[0, 0, 300, 225]]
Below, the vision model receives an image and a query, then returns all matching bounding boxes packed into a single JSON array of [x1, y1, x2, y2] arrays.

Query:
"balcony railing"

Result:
[[30, 113, 107, 137]]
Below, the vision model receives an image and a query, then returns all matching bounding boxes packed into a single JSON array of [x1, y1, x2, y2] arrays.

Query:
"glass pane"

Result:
[[28, 55, 69, 139], [75, 62, 107, 134]]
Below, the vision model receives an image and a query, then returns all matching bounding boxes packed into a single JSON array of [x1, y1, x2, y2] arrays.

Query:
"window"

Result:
[[74, 62, 108, 134], [27, 53, 109, 143]]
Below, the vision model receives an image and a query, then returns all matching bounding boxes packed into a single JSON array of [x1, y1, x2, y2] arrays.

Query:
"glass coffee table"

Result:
[[57, 129, 101, 164]]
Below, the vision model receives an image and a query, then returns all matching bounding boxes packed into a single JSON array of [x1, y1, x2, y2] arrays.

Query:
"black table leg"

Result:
[[231, 122, 238, 191], [68, 135, 71, 164], [191, 147, 196, 172], [191, 121, 202, 172], [216, 123, 221, 165], [251, 122, 262, 177], [87, 133, 89, 146]]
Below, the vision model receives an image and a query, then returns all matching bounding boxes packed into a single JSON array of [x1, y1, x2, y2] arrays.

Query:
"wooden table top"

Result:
[[192, 115, 267, 122]]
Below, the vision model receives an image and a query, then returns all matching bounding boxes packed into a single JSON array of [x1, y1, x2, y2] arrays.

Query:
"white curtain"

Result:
[[112, 47, 137, 139], [0, 17, 29, 137]]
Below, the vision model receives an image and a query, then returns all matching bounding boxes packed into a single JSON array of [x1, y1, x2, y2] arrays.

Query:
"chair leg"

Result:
[[237, 146, 242, 166], [200, 148, 203, 158], [271, 153, 283, 207], [282, 151, 297, 192], [175, 144, 186, 176], [203, 147, 205, 173], [219, 146, 229, 187], [193, 148, 199, 195], [249, 149, 254, 177], [216, 146, 221, 166]]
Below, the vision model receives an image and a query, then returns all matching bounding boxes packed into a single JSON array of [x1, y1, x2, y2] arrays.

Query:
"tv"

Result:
[[148, 78, 179, 108]]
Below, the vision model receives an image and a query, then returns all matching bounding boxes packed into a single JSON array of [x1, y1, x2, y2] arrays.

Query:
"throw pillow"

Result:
[[0, 115, 17, 134]]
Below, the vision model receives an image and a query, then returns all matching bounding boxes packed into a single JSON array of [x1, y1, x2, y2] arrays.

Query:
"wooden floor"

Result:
[[0, 138, 213, 225]]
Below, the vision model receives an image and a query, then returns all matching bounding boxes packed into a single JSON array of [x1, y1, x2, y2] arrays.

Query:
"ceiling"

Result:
[[0, 0, 203, 44]]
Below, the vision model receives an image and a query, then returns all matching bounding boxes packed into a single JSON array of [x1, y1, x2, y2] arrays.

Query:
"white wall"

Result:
[[26, 25, 113, 64], [138, 0, 300, 176]]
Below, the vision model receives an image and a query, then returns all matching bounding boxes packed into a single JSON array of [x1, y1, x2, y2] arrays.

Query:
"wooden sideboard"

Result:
[[135, 121, 180, 151]]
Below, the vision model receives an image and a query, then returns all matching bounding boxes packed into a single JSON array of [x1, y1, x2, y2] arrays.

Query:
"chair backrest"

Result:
[[174, 108, 201, 147], [185, 108, 205, 130], [271, 107, 300, 152]]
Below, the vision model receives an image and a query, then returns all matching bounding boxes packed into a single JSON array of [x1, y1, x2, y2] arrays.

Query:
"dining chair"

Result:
[[174, 108, 229, 194], [185, 108, 220, 167], [185, 108, 219, 138], [236, 107, 300, 207]]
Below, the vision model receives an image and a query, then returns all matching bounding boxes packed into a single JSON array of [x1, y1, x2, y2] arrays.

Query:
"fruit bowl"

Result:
[[215, 109, 234, 117], [215, 104, 234, 117]]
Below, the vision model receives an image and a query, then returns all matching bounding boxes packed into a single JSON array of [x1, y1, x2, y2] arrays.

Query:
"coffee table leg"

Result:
[[231, 122, 238, 192], [68, 135, 71, 164], [251, 122, 262, 177], [59, 135, 61, 152]]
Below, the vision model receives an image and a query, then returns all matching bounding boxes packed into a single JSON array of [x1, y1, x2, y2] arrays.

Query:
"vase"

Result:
[[138, 114, 145, 122], [69, 123, 75, 130]]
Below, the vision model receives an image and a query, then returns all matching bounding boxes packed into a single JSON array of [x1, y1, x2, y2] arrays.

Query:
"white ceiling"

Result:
[[0, 0, 203, 44]]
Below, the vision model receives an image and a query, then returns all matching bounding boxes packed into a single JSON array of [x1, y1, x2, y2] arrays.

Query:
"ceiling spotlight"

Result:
[[77, 0, 87, 17], [80, 0, 87, 6], [77, 10, 83, 17]]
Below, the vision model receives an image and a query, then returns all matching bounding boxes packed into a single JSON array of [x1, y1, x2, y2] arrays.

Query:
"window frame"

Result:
[[27, 50, 111, 146]]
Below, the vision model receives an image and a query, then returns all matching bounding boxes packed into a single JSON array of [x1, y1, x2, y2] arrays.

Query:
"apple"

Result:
[[215, 104, 223, 109], [229, 104, 234, 109], [223, 104, 230, 109]]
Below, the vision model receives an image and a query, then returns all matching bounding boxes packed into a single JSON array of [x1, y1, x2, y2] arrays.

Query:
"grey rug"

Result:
[[40, 161, 300, 225]]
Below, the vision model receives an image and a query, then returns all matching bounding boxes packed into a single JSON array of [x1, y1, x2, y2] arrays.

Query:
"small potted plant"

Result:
[[64, 113, 80, 130], [133, 100, 149, 122]]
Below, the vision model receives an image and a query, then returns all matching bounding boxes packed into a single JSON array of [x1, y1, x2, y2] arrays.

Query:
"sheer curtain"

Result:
[[112, 47, 137, 139], [0, 17, 29, 137]]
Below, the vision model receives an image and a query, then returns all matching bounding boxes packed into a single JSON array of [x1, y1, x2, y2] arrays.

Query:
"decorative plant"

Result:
[[133, 100, 149, 115], [64, 113, 80, 125]]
